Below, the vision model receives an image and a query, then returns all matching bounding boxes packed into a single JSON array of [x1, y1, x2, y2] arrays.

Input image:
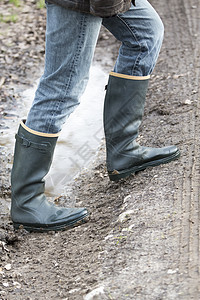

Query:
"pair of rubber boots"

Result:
[[11, 72, 180, 232]]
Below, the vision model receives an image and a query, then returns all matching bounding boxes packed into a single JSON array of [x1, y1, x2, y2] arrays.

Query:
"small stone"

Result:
[[84, 286, 105, 300], [0, 241, 9, 252], [123, 195, 131, 202], [104, 234, 113, 241], [167, 269, 178, 274], [128, 224, 135, 230], [191, 90, 197, 95], [4, 264, 12, 271], [173, 74, 180, 79], [3, 282, 9, 287], [69, 288, 81, 294], [184, 99, 192, 105], [13, 281, 21, 289], [173, 74, 185, 79], [118, 210, 135, 222]]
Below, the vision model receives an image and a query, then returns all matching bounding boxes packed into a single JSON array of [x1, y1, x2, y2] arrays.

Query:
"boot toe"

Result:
[[159, 145, 180, 159]]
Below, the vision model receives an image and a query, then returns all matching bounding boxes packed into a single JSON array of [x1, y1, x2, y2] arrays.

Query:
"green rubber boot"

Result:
[[104, 72, 180, 181], [11, 121, 89, 232]]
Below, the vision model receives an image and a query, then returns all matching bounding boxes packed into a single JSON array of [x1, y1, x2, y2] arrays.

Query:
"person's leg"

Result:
[[102, 0, 180, 181], [102, 0, 164, 76], [26, 2, 102, 134], [11, 4, 102, 231]]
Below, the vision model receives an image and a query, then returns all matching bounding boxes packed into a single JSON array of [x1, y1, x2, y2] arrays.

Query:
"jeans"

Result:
[[26, 0, 164, 134]]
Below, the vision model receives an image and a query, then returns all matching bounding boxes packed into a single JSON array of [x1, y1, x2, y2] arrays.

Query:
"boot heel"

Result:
[[108, 169, 135, 181]]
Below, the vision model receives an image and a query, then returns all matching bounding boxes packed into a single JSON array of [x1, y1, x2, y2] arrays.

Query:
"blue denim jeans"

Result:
[[26, 0, 164, 134]]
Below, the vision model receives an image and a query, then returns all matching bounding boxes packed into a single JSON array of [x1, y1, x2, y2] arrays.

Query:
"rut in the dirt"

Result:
[[171, 0, 200, 297]]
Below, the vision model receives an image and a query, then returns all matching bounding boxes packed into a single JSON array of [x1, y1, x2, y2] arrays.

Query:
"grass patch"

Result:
[[0, 14, 18, 23], [36, 0, 45, 9], [9, 0, 21, 7]]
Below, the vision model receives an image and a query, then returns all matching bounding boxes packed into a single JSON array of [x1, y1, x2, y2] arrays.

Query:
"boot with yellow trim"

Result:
[[11, 120, 89, 232], [103, 72, 180, 181]]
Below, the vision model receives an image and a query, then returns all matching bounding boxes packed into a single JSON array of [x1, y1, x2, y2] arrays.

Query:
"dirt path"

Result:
[[170, 0, 200, 297], [0, 0, 200, 299]]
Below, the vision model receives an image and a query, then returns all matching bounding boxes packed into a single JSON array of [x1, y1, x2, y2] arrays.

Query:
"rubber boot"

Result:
[[11, 120, 89, 232], [104, 72, 180, 181]]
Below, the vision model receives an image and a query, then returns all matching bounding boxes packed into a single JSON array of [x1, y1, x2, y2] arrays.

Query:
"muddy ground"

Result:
[[0, 0, 200, 299]]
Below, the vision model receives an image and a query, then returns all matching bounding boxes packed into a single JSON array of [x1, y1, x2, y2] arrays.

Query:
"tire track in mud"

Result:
[[178, 0, 200, 292], [165, 0, 200, 297]]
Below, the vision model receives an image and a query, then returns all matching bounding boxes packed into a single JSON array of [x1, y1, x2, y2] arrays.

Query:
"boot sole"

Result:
[[13, 212, 89, 233], [108, 149, 181, 181]]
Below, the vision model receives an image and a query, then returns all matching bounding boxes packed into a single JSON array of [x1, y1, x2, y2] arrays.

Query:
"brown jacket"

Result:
[[47, 0, 135, 17]]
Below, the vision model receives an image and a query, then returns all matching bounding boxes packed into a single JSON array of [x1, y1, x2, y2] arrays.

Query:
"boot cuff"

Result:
[[20, 120, 60, 138], [109, 72, 150, 81]]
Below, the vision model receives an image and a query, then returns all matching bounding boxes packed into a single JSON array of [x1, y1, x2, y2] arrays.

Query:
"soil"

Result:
[[0, 0, 200, 299]]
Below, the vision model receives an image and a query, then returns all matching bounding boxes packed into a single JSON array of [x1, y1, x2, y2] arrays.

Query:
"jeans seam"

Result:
[[116, 15, 143, 76], [47, 14, 87, 133]]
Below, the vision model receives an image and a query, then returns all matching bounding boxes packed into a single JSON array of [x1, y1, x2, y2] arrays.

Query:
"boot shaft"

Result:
[[11, 121, 58, 221], [11, 121, 58, 194], [103, 72, 149, 171], [104, 72, 149, 140]]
